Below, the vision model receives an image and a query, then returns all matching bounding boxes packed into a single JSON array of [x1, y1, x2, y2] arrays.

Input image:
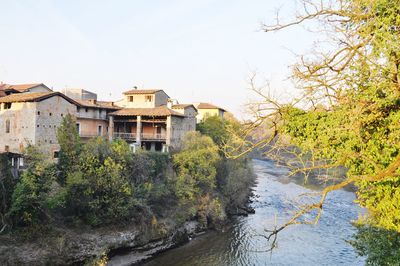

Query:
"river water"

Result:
[[143, 159, 365, 266]]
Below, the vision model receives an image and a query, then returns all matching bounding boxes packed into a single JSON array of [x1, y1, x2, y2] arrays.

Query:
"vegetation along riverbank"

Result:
[[0, 114, 255, 265]]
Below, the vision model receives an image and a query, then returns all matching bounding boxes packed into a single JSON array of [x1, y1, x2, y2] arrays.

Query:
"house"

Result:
[[0, 152, 24, 178], [0, 83, 198, 156], [193, 102, 226, 123], [0, 83, 52, 97], [0, 92, 77, 156], [60, 88, 97, 101], [108, 89, 197, 151], [75, 99, 121, 139]]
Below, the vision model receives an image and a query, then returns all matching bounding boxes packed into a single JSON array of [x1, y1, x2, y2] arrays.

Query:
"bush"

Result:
[[8, 146, 55, 227], [172, 132, 220, 201]]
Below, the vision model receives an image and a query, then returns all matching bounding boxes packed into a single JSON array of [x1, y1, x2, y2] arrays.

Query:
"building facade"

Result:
[[0, 92, 77, 156], [193, 102, 226, 123], [109, 89, 197, 151], [0, 84, 198, 156]]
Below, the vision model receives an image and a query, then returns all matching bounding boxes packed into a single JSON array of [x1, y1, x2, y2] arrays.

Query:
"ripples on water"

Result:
[[142, 159, 365, 266]]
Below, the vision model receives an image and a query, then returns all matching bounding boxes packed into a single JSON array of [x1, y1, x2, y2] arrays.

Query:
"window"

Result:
[[145, 95, 152, 102], [5, 120, 10, 133], [4, 103, 11, 109], [49, 113, 52, 116], [76, 123, 81, 134], [77, 107, 81, 112], [85, 108, 88, 112], [98, 125, 103, 136], [53, 151, 59, 159], [128, 96, 134, 102], [19, 157, 24, 167], [37, 111, 41, 115]]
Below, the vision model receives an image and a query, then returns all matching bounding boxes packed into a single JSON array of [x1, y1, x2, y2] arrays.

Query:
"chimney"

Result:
[[167, 99, 173, 109]]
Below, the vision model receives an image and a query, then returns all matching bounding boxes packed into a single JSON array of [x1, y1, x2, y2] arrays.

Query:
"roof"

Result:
[[75, 100, 121, 110], [195, 102, 226, 111], [0, 83, 50, 93], [0, 92, 78, 105], [109, 106, 185, 117], [172, 104, 195, 109], [123, 89, 162, 95]]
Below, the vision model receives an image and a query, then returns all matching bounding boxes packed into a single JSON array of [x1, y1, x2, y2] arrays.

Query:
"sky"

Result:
[[0, 0, 317, 118]]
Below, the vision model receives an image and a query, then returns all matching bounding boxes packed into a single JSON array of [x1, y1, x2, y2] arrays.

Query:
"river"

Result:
[[142, 159, 365, 266]]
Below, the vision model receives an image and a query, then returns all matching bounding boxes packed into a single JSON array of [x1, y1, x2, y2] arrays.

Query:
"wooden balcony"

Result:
[[113, 132, 166, 141], [113, 132, 137, 140], [141, 133, 166, 141]]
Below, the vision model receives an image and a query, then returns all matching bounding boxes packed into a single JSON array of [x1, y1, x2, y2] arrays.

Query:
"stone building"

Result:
[[60, 88, 97, 101], [0, 92, 77, 156], [109, 89, 197, 151], [193, 102, 226, 123], [0, 83, 52, 97], [0, 84, 198, 156]]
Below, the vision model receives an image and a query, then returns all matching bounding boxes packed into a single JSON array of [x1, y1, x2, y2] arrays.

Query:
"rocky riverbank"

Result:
[[0, 193, 256, 266], [0, 219, 205, 265]]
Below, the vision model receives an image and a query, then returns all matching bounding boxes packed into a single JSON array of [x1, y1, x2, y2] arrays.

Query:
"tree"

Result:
[[228, 0, 400, 253], [62, 138, 134, 226], [197, 116, 229, 147], [0, 154, 15, 233], [8, 146, 55, 227], [57, 113, 81, 184], [172, 132, 220, 200]]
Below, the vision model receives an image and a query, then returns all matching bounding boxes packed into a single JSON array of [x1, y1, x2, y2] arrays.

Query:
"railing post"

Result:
[[108, 115, 114, 142], [166, 116, 172, 147], [136, 116, 142, 147]]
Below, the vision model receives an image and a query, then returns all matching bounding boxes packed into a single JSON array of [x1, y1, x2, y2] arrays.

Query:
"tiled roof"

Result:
[[75, 100, 121, 110], [0, 92, 78, 105], [172, 104, 194, 109], [195, 102, 226, 111], [123, 89, 162, 95], [109, 106, 184, 117], [0, 83, 49, 93]]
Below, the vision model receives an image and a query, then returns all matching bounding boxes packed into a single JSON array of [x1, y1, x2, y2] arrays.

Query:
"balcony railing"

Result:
[[113, 132, 137, 140], [113, 132, 166, 141], [141, 133, 166, 140]]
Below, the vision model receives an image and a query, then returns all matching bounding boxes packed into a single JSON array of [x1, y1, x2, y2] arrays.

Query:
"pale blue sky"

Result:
[[0, 0, 316, 118]]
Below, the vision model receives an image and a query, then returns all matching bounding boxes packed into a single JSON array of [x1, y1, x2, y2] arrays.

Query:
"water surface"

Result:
[[143, 159, 364, 266]]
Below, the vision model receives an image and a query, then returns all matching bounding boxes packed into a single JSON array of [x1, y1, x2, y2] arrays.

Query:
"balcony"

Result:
[[141, 133, 166, 141], [113, 132, 137, 141], [113, 132, 166, 141]]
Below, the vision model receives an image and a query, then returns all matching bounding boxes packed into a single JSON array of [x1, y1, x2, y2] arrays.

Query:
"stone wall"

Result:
[[0, 102, 36, 153], [35, 96, 76, 156]]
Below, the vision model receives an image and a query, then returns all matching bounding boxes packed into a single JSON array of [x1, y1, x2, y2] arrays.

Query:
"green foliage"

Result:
[[260, 0, 400, 235], [1, 113, 253, 233], [0, 154, 16, 231], [217, 157, 254, 210], [350, 224, 400, 265], [61, 138, 134, 226], [57, 114, 81, 184], [8, 146, 55, 227], [197, 116, 229, 147], [172, 132, 220, 200]]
